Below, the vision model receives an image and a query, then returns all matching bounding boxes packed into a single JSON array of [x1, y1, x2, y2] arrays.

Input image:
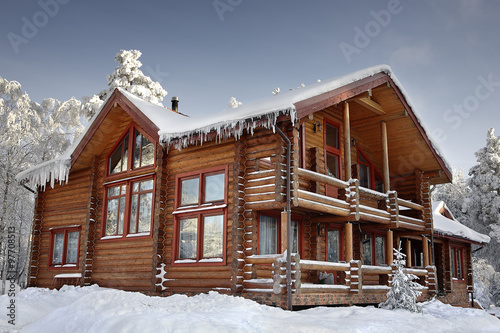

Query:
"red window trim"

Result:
[[362, 230, 386, 266], [325, 224, 345, 262], [172, 165, 229, 266], [323, 118, 342, 179], [105, 122, 156, 181], [174, 165, 229, 210], [256, 211, 304, 257], [172, 209, 227, 266], [451, 245, 465, 281], [48, 226, 81, 270], [357, 147, 384, 191], [101, 174, 155, 241]]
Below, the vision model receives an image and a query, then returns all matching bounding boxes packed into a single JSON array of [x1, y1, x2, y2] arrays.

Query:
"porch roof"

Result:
[[432, 201, 490, 245]]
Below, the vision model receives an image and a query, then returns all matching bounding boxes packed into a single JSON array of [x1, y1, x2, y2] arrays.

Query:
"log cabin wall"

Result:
[[159, 138, 236, 293], [29, 168, 91, 287], [89, 119, 158, 292]]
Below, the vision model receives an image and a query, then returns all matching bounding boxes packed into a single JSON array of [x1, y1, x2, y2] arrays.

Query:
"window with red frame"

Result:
[[357, 148, 384, 192], [361, 232, 385, 266], [451, 246, 464, 279], [50, 227, 80, 267], [324, 120, 341, 179], [174, 166, 228, 264], [258, 213, 301, 255], [104, 178, 154, 238], [108, 124, 155, 175]]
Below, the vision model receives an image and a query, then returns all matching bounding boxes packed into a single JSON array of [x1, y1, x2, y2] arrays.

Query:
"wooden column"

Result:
[[281, 210, 288, 253], [345, 222, 353, 262], [386, 230, 393, 265], [381, 121, 390, 192], [406, 239, 412, 267], [344, 102, 351, 180], [422, 236, 429, 267]]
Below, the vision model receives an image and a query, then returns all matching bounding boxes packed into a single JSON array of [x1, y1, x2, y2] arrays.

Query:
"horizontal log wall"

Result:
[[31, 168, 91, 288], [158, 138, 236, 292]]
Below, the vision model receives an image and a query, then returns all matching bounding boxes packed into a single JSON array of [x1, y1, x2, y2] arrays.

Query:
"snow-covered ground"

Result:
[[0, 285, 498, 332]]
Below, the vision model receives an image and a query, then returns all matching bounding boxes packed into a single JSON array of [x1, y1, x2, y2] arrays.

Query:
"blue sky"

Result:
[[1, 0, 499, 175]]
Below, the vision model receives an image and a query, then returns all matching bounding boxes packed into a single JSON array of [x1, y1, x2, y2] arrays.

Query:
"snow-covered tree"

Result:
[[228, 97, 242, 109], [379, 248, 422, 313], [463, 128, 500, 272], [473, 258, 500, 309], [83, 50, 168, 119]]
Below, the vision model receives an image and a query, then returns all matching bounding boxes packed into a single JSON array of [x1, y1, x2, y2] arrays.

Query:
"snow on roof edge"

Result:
[[432, 201, 490, 244]]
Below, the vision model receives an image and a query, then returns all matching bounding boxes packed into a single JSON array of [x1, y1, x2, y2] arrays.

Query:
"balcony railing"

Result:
[[242, 254, 436, 297]]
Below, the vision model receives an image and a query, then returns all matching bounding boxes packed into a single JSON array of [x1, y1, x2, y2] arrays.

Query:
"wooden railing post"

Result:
[[422, 236, 429, 268], [348, 179, 360, 221], [388, 191, 399, 228], [350, 260, 362, 294], [345, 222, 353, 262]]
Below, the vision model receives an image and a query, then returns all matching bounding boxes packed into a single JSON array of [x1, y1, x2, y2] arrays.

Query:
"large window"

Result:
[[174, 166, 228, 264], [258, 214, 301, 255], [103, 177, 154, 238], [103, 124, 156, 240], [108, 124, 155, 176], [357, 148, 384, 192], [451, 246, 464, 280], [362, 232, 385, 266], [50, 227, 80, 268]]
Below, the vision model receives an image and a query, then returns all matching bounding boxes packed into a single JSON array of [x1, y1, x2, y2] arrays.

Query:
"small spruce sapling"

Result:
[[379, 248, 422, 313]]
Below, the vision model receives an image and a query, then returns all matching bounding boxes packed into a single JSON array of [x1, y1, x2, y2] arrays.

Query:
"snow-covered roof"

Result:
[[16, 64, 451, 189], [432, 201, 490, 244]]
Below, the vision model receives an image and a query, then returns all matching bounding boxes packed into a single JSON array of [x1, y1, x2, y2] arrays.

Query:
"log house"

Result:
[[18, 65, 489, 309]]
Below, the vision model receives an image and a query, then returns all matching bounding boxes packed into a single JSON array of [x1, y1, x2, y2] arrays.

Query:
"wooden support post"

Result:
[[406, 239, 412, 267], [422, 236, 429, 267], [345, 222, 353, 262], [344, 102, 351, 180], [281, 210, 288, 253], [381, 121, 390, 192], [386, 230, 393, 265]]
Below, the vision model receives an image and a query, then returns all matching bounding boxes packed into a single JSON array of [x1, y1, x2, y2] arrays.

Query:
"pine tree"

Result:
[[463, 128, 500, 272], [379, 248, 422, 313]]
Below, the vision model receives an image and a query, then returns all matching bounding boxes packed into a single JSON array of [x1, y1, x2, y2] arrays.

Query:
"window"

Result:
[[327, 226, 344, 262], [174, 166, 228, 264], [324, 120, 341, 179], [451, 247, 464, 279], [362, 232, 385, 266], [357, 148, 384, 192], [50, 227, 80, 268], [108, 124, 155, 176], [103, 177, 154, 238], [258, 213, 301, 255]]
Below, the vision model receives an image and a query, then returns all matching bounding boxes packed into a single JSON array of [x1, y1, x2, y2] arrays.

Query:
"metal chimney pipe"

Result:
[[171, 97, 179, 112]]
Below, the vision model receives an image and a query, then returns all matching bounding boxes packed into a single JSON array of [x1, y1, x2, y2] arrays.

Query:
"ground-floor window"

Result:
[[49, 226, 80, 268], [258, 213, 301, 255], [362, 232, 385, 266], [326, 226, 344, 262], [451, 246, 464, 279]]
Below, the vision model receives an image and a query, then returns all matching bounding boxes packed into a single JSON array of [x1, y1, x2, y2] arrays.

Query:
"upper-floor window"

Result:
[[324, 119, 341, 179], [103, 177, 154, 239], [173, 166, 228, 265], [357, 148, 384, 192], [49, 226, 80, 268], [108, 124, 155, 176]]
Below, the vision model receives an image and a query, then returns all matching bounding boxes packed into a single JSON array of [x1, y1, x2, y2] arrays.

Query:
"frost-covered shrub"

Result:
[[379, 248, 422, 313]]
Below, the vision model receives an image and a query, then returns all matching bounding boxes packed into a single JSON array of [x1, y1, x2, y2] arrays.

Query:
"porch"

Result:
[[241, 254, 437, 307]]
